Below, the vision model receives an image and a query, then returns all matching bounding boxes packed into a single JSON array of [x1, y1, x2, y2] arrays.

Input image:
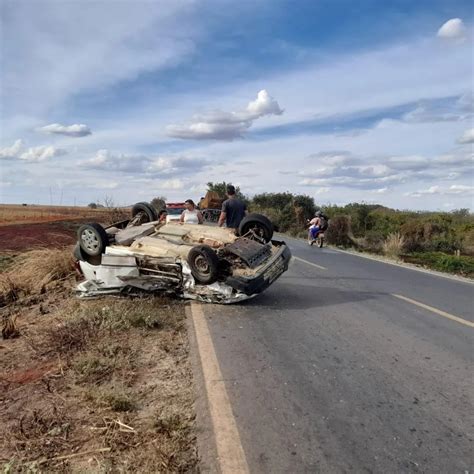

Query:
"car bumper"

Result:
[[225, 241, 292, 295]]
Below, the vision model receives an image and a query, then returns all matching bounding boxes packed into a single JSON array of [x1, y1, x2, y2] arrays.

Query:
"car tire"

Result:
[[131, 202, 158, 223], [77, 223, 109, 257], [187, 245, 219, 284], [238, 213, 274, 242], [73, 242, 102, 265]]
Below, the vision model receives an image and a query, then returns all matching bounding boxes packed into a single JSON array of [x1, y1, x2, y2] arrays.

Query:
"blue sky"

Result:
[[1, 0, 473, 210]]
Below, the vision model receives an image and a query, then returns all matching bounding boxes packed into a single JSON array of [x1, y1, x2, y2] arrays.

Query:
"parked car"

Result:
[[165, 202, 186, 223], [74, 202, 291, 303]]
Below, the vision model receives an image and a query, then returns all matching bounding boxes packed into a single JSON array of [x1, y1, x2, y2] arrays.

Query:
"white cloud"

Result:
[[0, 139, 23, 160], [407, 184, 474, 197], [160, 179, 186, 190], [457, 128, 474, 144], [38, 123, 92, 137], [20, 145, 66, 162], [246, 90, 284, 118], [166, 89, 283, 140], [80, 149, 211, 176], [307, 151, 356, 166], [314, 187, 330, 195], [437, 18, 466, 40], [369, 187, 389, 194], [0, 139, 66, 162]]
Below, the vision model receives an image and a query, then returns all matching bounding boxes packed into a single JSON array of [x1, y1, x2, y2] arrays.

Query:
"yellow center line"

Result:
[[392, 294, 474, 328], [292, 256, 327, 270]]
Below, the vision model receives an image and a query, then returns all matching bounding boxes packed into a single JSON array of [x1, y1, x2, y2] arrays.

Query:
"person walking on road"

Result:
[[218, 184, 248, 231]]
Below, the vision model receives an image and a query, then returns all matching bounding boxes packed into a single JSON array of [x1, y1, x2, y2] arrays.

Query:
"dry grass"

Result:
[[0, 204, 110, 226], [0, 204, 130, 228], [0, 247, 75, 307], [383, 232, 405, 258], [1, 296, 197, 472]]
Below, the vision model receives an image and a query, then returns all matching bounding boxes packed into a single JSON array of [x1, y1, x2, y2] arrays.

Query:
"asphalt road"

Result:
[[197, 236, 474, 473]]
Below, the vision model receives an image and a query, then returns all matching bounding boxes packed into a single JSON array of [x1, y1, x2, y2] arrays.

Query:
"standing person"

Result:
[[218, 184, 248, 230], [180, 199, 203, 224]]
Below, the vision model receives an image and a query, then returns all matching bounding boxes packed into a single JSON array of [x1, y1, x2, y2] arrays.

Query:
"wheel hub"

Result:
[[81, 229, 100, 252]]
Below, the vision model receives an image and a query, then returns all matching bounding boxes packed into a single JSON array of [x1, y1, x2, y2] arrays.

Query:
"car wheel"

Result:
[[238, 213, 274, 242], [131, 202, 158, 223], [187, 245, 219, 284], [77, 223, 108, 257], [73, 243, 102, 265]]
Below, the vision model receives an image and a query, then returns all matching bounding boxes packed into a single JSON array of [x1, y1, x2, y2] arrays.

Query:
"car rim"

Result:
[[194, 255, 210, 275], [81, 229, 100, 252]]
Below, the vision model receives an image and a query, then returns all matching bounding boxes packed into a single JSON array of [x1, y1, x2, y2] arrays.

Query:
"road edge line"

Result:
[[331, 247, 474, 285], [188, 302, 250, 474], [292, 255, 327, 270], [392, 294, 474, 328]]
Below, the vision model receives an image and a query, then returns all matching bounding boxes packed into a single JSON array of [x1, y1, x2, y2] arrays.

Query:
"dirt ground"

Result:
[[0, 221, 80, 251], [0, 244, 198, 472]]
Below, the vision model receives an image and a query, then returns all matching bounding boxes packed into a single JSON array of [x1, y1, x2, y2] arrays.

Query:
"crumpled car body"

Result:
[[74, 214, 291, 304]]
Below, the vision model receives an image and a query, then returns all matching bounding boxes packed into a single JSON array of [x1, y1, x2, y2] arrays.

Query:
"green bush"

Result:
[[402, 252, 474, 276]]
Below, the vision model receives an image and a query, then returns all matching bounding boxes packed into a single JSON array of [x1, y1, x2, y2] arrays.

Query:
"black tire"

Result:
[[238, 213, 274, 242], [73, 243, 102, 265], [77, 223, 108, 257], [131, 202, 158, 223], [187, 245, 219, 284]]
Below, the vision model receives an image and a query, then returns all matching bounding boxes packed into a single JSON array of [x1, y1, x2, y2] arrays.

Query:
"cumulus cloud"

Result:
[[0, 139, 23, 160], [0, 139, 66, 162], [20, 146, 67, 162], [457, 128, 474, 144], [166, 90, 283, 140], [437, 18, 466, 40], [38, 123, 92, 137]]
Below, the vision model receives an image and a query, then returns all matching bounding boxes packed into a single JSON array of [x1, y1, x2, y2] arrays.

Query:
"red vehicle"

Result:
[[165, 202, 186, 222]]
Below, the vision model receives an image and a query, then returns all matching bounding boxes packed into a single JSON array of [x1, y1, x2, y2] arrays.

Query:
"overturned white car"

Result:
[[74, 202, 291, 303]]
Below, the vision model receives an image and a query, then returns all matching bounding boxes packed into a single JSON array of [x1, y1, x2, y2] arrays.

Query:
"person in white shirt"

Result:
[[180, 199, 203, 224]]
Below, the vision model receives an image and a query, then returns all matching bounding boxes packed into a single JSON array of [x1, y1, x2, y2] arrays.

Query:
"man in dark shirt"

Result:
[[218, 184, 248, 230]]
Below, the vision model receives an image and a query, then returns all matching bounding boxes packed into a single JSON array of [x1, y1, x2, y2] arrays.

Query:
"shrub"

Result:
[[360, 230, 385, 253], [151, 196, 167, 211], [383, 233, 405, 258], [326, 216, 353, 247]]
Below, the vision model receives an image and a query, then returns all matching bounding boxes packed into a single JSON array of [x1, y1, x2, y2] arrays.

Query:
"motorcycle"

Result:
[[307, 220, 325, 248], [308, 229, 324, 248]]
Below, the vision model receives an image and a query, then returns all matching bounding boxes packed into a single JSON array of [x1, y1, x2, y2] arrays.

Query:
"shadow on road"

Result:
[[242, 282, 383, 311]]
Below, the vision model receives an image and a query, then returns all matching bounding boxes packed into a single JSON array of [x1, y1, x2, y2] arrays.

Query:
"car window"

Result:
[[167, 208, 185, 215]]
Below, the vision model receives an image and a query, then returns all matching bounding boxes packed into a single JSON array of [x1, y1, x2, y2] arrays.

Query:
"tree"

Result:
[[207, 182, 246, 201], [88, 202, 97, 209], [150, 196, 167, 211]]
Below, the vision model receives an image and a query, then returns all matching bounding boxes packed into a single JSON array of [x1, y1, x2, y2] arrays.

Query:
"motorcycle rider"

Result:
[[308, 210, 328, 244]]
